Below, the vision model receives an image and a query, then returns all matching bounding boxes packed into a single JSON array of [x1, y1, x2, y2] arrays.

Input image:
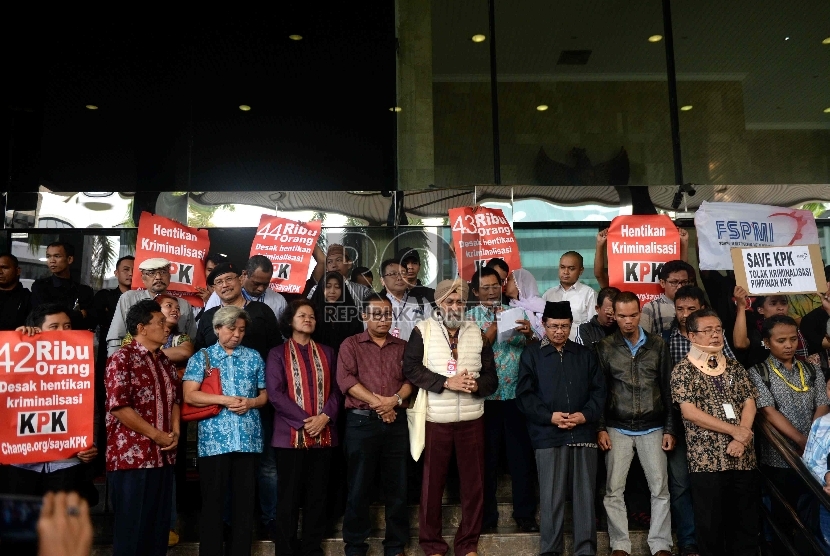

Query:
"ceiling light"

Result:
[[784, 36, 790, 41], [536, 105, 549, 111], [824, 107, 830, 113], [289, 34, 303, 41], [389, 106, 402, 112], [648, 35, 663, 43], [239, 105, 251, 111], [823, 37, 830, 45], [39, 257, 48, 262], [680, 105, 693, 111], [471, 34, 486, 43], [85, 105, 98, 110]]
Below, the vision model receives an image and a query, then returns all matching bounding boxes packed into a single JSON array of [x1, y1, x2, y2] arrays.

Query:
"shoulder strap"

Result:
[[202, 349, 211, 376], [421, 320, 431, 366]]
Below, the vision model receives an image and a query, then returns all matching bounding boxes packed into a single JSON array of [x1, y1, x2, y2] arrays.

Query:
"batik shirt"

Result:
[[105, 340, 181, 471], [183, 343, 266, 458], [467, 304, 527, 401], [804, 413, 830, 485]]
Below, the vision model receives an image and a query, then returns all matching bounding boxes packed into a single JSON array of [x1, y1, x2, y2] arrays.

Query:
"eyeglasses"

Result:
[[478, 285, 501, 292], [689, 327, 723, 336], [213, 276, 239, 287], [141, 269, 170, 278], [665, 279, 692, 287], [382, 271, 405, 278], [544, 323, 572, 331], [365, 311, 393, 321]]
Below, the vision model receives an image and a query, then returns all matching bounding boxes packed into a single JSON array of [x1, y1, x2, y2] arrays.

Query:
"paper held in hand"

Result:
[[496, 307, 525, 343], [731, 244, 827, 295]]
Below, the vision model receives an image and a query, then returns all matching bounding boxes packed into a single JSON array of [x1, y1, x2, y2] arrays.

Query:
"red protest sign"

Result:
[[607, 215, 680, 304], [448, 206, 521, 281], [133, 212, 210, 306], [0, 331, 95, 465], [250, 215, 322, 294]]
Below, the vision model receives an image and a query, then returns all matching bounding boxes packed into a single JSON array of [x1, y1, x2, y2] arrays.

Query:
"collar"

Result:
[[540, 337, 578, 354], [658, 293, 671, 304], [356, 330, 405, 345], [207, 342, 243, 360], [555, 280, 582, 292], [50, 275, 73, 286], [669, 325, 686, 339], [241, 288, 263, 303], [131, 338, 163, 357], [620, 327, 647, 351]]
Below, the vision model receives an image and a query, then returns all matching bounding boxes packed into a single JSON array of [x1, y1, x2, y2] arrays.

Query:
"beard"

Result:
[[439, 309, 464, 329]]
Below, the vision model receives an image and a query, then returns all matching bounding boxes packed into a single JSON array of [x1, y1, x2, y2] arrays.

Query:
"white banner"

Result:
[[732, 245, 825, 295], [694, 201, 819, 270]]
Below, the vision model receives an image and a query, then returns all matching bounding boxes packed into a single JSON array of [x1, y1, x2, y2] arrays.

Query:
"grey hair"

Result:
[[212, 306, 251, 331]]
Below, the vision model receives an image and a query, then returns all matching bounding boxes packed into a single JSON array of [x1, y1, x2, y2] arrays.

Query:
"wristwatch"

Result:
[[443, 380, 450, 390], [394, 393, 403, 406]]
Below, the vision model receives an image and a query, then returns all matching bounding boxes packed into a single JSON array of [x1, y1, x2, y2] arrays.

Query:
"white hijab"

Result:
[[508, 268, 547, 338]]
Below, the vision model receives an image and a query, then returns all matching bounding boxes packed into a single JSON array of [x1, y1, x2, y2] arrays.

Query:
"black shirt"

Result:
[[194, 300, 281, 362], [30, 275, 95, 330], [0, 283, 32, 330], [801, 306, 830, 355], [93, 287, 125, 362]]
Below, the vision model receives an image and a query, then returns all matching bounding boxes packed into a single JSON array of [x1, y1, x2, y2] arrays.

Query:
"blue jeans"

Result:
[[258, 408, 278, 522], [666, 432, 696, 548]]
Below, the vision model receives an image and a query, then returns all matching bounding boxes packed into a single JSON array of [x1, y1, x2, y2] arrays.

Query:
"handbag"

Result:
[[181, 349, 223, 422], [407, 321, 431, 461]]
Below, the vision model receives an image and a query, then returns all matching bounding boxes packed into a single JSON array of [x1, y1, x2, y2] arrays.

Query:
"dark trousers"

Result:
[[420, 417, 485, 556], [199, 452, 259, 556], [4, 464, 89, 499], [536, 446, 598, 556], [109, 466, 173, 556], [666, 432, 696, 548], [343, 411, 409, 556], [763, 464, 813, 553], [274, 447, 333, 556], [689, 470, 759, 556], [483, 399, 537, 524]]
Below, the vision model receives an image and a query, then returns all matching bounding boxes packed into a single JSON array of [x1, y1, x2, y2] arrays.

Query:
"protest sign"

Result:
[[132, 212, 210, 306], [448, 206, 521, 281], [250, 215, 322, 294], [607, 215, 680, 304], [0, 331, 95, 465], [694, 201, 819, 270], [732, 244, 827, 295]]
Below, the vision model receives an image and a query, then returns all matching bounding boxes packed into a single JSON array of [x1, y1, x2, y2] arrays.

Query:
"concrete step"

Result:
[[91, 528, 658, 556]]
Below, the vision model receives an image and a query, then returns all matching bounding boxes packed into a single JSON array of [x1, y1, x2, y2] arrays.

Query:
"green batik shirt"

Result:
[[466, 304, 528, 401]]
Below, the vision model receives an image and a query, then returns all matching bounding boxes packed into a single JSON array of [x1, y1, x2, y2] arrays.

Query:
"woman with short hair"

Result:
[[183, 306, 267, 556]]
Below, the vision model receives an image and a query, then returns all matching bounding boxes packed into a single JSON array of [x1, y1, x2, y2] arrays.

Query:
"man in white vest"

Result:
[[403, 278, 498, 556]]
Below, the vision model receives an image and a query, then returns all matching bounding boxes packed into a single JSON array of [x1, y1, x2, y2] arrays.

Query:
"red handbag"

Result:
[[181, 350, 223, 422]]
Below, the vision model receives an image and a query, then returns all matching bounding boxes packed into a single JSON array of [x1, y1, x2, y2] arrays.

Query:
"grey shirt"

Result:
[[106, 290, 197, 356]]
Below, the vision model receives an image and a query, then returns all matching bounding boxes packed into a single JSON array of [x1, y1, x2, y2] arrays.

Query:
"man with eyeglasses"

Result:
[[639, 260, 696, 336], [596, 291, 676, 556], [204, 255, 287, 322], [337, 293, 413, 556], [516, 301, 606, 556], [107, 258, 198, 356], [402, 279, 497, 556], [378, 258, 430, 341]]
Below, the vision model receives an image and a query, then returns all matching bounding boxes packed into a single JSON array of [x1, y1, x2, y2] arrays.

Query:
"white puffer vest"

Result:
[[416, 319, 484, 423]]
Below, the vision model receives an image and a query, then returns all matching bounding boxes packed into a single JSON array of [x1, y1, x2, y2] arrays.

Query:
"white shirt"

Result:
[[542, 281, 598, 340], [385, 290, 430, 341], [205, 287, 287, 321]]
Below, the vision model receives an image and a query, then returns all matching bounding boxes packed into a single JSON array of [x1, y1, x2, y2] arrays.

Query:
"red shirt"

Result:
[[336, 331, 410, 410], [105, 340, 181, 471]]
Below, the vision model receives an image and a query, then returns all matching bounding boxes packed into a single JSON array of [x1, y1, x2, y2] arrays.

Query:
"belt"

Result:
[[347, 408, 403, 420]]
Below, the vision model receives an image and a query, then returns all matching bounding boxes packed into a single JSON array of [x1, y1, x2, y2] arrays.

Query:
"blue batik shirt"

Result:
[[183, 343, 266, 457], [466, 304, 528, 401]]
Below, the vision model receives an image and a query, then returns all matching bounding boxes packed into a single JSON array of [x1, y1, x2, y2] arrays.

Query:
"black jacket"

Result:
[[30, 275, 94, 330], [576, 315, 617, 348], [595, 329, 677, 437], [195, 301, 281, 362], [0, 283, 32, 330], [516, 339, 606, 449]]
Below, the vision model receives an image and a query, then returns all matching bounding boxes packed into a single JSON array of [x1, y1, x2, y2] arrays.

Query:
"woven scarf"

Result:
[[284, 339, 332, 448]]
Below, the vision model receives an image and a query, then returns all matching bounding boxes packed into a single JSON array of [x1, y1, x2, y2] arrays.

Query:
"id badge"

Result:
[[391, 327, 401, 338], [723, 403, 736, 420], [446, 358, 457, 376]]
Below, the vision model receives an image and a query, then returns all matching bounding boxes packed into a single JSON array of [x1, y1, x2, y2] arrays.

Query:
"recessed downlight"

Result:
[[289, 34, 303, 41], [823, 37, 830, 45], [389, 107, 402, 112], [536, 105, 549, 111], [824, 107, 830, 113], [85, 105, 98, 110], [648, 35, 663, 43], [471, 34, 486, 43], [239, 105, 251, 111], [680, 105, 693, 111]]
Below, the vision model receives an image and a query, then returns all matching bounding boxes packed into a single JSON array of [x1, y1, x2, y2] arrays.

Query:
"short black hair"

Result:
[[658, 260, 694, 282], [351, 266, 373, 282], [486, 258, 510, 275], [246, 255, 274, 276], [380, 258, 402, 277], [761, 314, 798, 339], [279, 299, 316, 339], [206, 253, 229, 266], [561, 251, 584, 267], [751, 295, 789, 313], [470, 266, 502, 292], [46, 242, 75, 258], [0, 253, 20, 266], [596, 287, 621, 307], [613, 291, 641, 311], [686, 308, 721, 333], [26, 303, 70, 328], [674, 285, 707, 307], [126, 299, 162, 336], [362, 292, 392, 311], [115, 255, 135, 268]]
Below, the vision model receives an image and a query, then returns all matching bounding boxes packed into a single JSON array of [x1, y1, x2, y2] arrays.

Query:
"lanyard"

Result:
[[770, 359, 809, 393], [440, 324, 459, 356], [389, 290, 409, 329]]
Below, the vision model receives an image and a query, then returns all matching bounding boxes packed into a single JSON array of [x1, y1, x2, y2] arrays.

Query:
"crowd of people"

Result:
[[1, 230, 830, 556]]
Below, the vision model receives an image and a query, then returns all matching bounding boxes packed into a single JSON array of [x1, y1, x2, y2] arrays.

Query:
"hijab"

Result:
[[309, 271, 364, 352], [508, 269, 547, 338]]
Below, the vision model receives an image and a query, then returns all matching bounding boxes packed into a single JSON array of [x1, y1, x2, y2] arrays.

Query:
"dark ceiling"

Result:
[[6, 6, 397, 194]]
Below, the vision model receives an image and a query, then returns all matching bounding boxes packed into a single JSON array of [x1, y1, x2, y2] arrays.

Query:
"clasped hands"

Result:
[[726, 425, 754, 458], [551, 411, 586, 429], [444, 369, 478, 394], [222, 395, 254, 415], [369, 393, 400, 423]]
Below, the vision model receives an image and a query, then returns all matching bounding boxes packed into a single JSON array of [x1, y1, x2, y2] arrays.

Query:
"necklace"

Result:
[[770, 359, 809, 393]]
